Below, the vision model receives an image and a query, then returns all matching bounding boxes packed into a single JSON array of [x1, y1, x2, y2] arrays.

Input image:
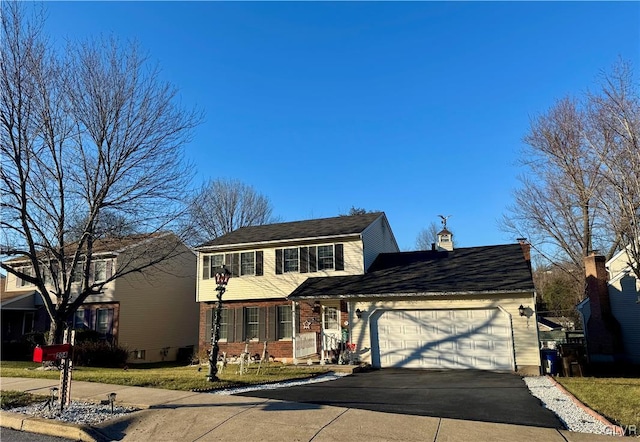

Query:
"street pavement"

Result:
[[0, 374, 624, 442]]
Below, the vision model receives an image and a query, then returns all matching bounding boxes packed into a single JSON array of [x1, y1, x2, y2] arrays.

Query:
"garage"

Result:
[[372, 308, 514, 370]]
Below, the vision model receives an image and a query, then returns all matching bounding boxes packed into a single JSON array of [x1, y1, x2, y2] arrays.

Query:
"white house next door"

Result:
[[372, 309, 514, 371]]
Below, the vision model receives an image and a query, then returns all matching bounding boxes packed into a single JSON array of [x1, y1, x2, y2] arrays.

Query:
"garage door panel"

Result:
[[376, 309, 513, 370]]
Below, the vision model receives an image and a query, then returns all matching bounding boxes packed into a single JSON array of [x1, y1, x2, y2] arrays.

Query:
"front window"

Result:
[[317, 245, 334, 271], [74, 310, 87, 329], [284, 248, 299, 273], [245, 307, 259, 340], [277, 305, 292, 339], [96, 309, 112, 335], [219, 308, 229, 341], [240, 252, 255, 276], [16, 266, 34, 287], [71, 262, 84, 283]]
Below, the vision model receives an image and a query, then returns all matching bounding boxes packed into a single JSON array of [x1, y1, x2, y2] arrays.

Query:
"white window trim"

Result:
[[240, 251, 256, 276], [283, 248, 299, 273], [317, 244, 335, 271]]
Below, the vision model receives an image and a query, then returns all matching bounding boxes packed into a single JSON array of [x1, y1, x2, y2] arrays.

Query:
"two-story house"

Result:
[[1, 233, 198, 363], [195, 212, 399, 361]]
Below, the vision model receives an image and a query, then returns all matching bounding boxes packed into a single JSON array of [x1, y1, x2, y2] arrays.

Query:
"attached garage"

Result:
[[289, 243, 541, 374], [371, 308, 514, 370]]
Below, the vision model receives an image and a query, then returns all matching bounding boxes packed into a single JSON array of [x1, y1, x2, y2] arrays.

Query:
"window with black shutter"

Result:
[[275, 249, 283, 274], [335, 243, 344, 271]]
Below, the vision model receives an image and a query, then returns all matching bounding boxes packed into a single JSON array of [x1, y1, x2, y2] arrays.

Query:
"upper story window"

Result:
[[275, 244, 344, 274], [202, 251, 263, 279], [94, 260, 107, 283], [284, 248, 299, 273], [317, 245, 335, 271], [71, 262, 84, 283], [15, 266, 34, 287], [241, 252, 255, 276]]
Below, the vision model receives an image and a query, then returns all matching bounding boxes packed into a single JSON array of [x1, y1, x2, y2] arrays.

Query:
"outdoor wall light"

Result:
[[355, 309, 362, 319], [313, 300, 321, 314], [518, 305, 526, 317]]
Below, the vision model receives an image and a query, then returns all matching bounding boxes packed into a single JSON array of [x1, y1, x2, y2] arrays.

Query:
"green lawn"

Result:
[[556, 377, 640, 432], [0, 360, 330, 392], [0, 390, 48, 409]]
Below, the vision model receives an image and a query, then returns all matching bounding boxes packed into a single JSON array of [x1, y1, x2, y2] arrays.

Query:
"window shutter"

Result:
[[295, 304, 301, 333], [255, 251, 263, 276], [227, 307, 236, 342], [335, 244, 344, 271], [202, 256, 210, 280], [258, 307, 267, 341], [106, 260, 113, 279], [205, 308, 212, 344], [267, 306, 277, 341], [89, 262, 95, 284], [275, 249, 283, 274], [234, 308, 244, 342], [309, 246, 317, 272], [299, 247, 308, 274]]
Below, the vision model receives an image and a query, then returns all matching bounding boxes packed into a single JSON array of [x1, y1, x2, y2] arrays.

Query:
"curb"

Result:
[[545, 375, 624, 436], [1, 410, 107, 441]]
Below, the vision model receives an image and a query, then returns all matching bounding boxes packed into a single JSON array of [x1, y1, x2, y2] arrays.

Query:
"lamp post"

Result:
[[208, 266, 231, 382]]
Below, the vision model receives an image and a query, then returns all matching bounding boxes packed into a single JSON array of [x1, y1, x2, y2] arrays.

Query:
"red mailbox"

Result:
[[33, 344, 72, 363]]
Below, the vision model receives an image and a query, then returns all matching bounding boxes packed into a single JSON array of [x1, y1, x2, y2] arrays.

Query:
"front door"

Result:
[[322, 304, 342, 361]]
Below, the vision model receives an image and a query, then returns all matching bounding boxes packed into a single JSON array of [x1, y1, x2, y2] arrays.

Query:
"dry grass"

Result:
[[556, 377, 640, 432], [0, 360, 330, 391]]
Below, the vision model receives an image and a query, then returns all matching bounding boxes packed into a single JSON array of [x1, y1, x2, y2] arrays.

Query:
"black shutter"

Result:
[[234, 308, 244, 342], [227, 307, 236, 342], [275, 249, 283, 274], [255, 251, 263, 276], [309, 246, 317, 272], [295, 304, 301, 333], [258, 307, 267, 341], [267, 306, 277, 341], [202, 256, 210, 280], [335, 243, 344, 271], [205, 307, 212, 344], [299, 247, 308, 273]]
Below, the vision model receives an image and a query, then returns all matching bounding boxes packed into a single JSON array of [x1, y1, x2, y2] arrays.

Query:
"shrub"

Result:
[[73, 340, 128, 367]]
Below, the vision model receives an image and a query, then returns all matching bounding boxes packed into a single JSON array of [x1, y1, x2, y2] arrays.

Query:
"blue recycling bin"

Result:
[[541, 349, 559, 375]]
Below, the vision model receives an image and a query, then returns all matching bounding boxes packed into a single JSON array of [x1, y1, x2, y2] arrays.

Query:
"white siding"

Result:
[[197, 239, 365, 303], [349, 294, 540, 372], [361, 215, 399, 271], [609, 273, 640, 364]]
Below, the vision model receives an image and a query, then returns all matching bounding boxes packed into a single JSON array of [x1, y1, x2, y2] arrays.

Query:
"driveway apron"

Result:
[[236, 369, 563, 428]]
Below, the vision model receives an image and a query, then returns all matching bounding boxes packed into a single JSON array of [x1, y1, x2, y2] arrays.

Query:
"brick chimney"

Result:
[[584, 254, 623, 362], [517, 238, 531, 270]]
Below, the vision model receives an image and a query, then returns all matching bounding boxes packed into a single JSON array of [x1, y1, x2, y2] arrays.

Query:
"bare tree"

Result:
[[416, 222, 439, 250], [504, 59, 639, 284], [589, 60, 640, 280], [188, 178, 276, 244], [339, 206, 374, 216], [0, 2, 201, 343]]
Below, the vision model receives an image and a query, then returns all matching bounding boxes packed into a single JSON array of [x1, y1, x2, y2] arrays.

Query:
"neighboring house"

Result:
[[577, 249, 640, 364], [197, 213, 540, 374], [1, 234, 198, 363], [289, 240, 541, 375], [195, 212, 399, 361]]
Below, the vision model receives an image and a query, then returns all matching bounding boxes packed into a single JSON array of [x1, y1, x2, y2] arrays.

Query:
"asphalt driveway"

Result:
[[236, 369, 564, 428]]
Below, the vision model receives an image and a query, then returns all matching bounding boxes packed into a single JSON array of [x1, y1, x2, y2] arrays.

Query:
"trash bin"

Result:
[[541, 349, 559, 375]]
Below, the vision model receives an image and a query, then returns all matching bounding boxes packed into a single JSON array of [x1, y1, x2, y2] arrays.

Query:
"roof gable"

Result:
[[196, 212, 384, 249], [289, 243, 534, 299]]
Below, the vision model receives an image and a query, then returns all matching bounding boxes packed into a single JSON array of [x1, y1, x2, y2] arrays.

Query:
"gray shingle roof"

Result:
[[288, 244, 534, 299], [196, 212, 384, 249]]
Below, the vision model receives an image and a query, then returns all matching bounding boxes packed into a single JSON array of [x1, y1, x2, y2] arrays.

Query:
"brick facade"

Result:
[[199, 299, 349, 361]]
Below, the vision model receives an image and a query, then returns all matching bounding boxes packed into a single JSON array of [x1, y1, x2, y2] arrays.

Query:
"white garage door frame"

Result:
[[369, 307, 515, 371]]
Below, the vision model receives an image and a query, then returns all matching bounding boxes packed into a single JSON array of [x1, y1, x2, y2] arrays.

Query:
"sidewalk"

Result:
[[1, 376, 623, 441]]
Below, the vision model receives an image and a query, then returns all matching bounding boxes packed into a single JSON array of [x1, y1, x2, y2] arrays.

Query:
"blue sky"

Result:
[[40, 2, 640, 251]]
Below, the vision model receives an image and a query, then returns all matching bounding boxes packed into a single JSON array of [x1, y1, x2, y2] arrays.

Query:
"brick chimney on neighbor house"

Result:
[[584, 254, 623, 362]]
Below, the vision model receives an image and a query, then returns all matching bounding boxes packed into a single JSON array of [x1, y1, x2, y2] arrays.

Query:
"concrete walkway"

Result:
[[0, 376, 623, 442]]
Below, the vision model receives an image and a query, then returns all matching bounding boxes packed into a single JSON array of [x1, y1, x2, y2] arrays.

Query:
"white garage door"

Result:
[[374, 309, 513, 370]]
